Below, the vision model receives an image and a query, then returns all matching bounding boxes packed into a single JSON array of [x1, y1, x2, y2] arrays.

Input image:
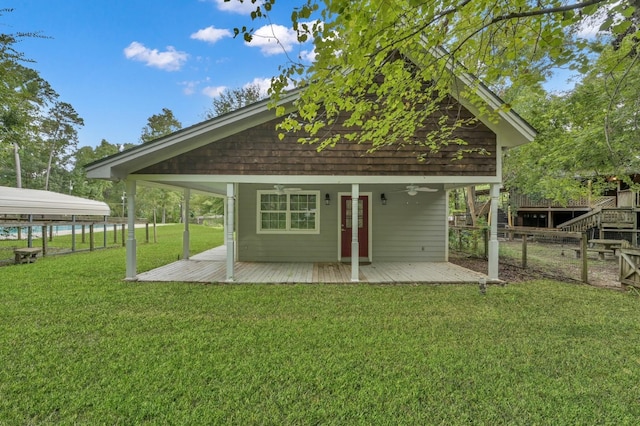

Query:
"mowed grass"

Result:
[[1, 224, 640, 424]]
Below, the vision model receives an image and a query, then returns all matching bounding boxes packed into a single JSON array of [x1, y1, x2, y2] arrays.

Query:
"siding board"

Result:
[[135, 99, 497, 177], [372, 188, 447, 262]]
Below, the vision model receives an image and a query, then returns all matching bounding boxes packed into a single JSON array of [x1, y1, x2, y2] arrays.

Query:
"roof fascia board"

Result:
[[131, 174, 502, 185]]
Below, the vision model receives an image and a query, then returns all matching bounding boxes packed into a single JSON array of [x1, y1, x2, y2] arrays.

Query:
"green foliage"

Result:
[[504, 36, 640, 202], [0, 8, 86, 191], [140, 107, 182, 144], [2, 226, 640, 423], [233, 0, 637, 160], [204, 83, 266, 119]]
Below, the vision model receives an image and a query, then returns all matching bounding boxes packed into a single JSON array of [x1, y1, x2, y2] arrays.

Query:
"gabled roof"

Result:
[[86, 90, 300, 180], [86, 53, 536, 182], [0, 186, 111, 216]]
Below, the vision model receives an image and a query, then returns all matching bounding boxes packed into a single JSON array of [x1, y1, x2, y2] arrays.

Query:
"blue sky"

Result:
[[5, 1, 590, 150], [5, 0, 313, 148]]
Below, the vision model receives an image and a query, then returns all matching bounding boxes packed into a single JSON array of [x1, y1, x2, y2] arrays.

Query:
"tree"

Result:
[[204, 84, 265, 119], [40, 101, 84, 190], [0, 62, 58, 188], [137, 109, 183, 222], [230, 0, 638, 160], [73, 140, 130, 215], [140, 108, 181, 143], [503, 36, 640, 203], [1, 8, 64, 189]]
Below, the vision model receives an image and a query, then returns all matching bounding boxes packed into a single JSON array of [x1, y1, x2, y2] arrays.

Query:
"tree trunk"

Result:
[[466, 186, 478, 226], [466, 186, 477, 226], [14, 143, 22, 188], [45, 148, 55, 191]]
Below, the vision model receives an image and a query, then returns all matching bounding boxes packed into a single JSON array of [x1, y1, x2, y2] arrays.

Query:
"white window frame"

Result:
[[257, 190, 320, 234]]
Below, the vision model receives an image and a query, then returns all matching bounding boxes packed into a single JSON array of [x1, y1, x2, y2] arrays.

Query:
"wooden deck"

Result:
[[136, 246, 487, 284]]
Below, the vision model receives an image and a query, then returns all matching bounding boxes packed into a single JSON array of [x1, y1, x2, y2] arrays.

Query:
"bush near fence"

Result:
[[449, 226, 620, 287]]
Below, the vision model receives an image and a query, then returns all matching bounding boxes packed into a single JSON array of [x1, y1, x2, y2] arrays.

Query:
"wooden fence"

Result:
[[449, 226, 623, 285], [620, 248, 640, 289]]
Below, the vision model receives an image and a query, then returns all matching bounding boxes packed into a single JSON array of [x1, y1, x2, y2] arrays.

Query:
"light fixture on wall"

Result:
[[325, 193, 331, 205], [380, 193, 387, 205]]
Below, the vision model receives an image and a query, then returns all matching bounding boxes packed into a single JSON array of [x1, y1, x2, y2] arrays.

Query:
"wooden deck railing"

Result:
[[557, 208, 602, 232], [510, 194, 617, 209], [618, 190, 640, 208], [557, 208, 635, 232]]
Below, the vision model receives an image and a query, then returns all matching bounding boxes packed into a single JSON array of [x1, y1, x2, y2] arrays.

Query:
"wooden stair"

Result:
[[558, 208, 635, 232]]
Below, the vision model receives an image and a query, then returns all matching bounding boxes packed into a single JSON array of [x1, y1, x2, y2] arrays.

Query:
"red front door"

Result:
[[341, 195, 368, 258]]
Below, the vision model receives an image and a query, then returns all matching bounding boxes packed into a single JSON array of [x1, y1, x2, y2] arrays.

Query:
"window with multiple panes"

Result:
[[257, 191, 319, 234]]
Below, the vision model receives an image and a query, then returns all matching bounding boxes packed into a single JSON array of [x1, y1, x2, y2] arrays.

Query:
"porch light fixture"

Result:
[[325, 193, 331, 205], [380, 193, 387, 205]]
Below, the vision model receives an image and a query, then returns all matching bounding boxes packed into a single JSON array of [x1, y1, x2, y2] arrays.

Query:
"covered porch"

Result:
[[136, 246, 488, 284]]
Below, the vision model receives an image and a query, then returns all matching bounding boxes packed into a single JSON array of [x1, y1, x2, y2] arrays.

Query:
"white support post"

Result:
[[351, 183, 360, 282], [488, 184, 500, 281], [183, 188, 190, 260], [125, 179, 137, 280], [223, 197, 228, 247], [225, 183, 235, 282]]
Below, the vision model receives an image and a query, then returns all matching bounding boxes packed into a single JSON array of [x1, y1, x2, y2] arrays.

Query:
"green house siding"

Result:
[[236, 184, 446, 263]]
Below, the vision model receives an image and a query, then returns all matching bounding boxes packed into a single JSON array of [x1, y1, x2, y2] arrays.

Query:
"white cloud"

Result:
[[123, 41, 188, 71], [210, 0, 264, 14], [202, 85, 227, 98], [180, 80, 199, 95], [299, 48, 316, 62], [191, 26, 232, 44], [248, 24, 300, 56]]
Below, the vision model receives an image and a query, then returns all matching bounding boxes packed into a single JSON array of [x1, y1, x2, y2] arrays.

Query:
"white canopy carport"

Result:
[[0, 186, 110, 216]]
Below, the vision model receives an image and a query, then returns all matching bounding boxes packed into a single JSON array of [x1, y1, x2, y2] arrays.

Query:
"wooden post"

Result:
[[153, 209, 158, 243], [581, 232, 589, 284], [121, 224, 126, 247], [42, 226, 47, 256], [71, 215, 76, 252], [522, 234, 528, 269], [89, 224, 95, 251], [113, 224, 117, 244], [145, 222, 149, 243], [81, 225, 86, 243], [49, 225, 53, 242], [27, 215, 33, 248], [484, 228, 489, 259]]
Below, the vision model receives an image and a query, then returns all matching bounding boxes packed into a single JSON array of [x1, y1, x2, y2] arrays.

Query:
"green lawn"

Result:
[[1, 224, 640, 424]]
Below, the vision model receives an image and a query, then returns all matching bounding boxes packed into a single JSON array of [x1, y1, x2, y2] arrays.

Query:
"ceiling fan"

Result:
[[396, 184, 438, 196], [273, 184, 302, 194]]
